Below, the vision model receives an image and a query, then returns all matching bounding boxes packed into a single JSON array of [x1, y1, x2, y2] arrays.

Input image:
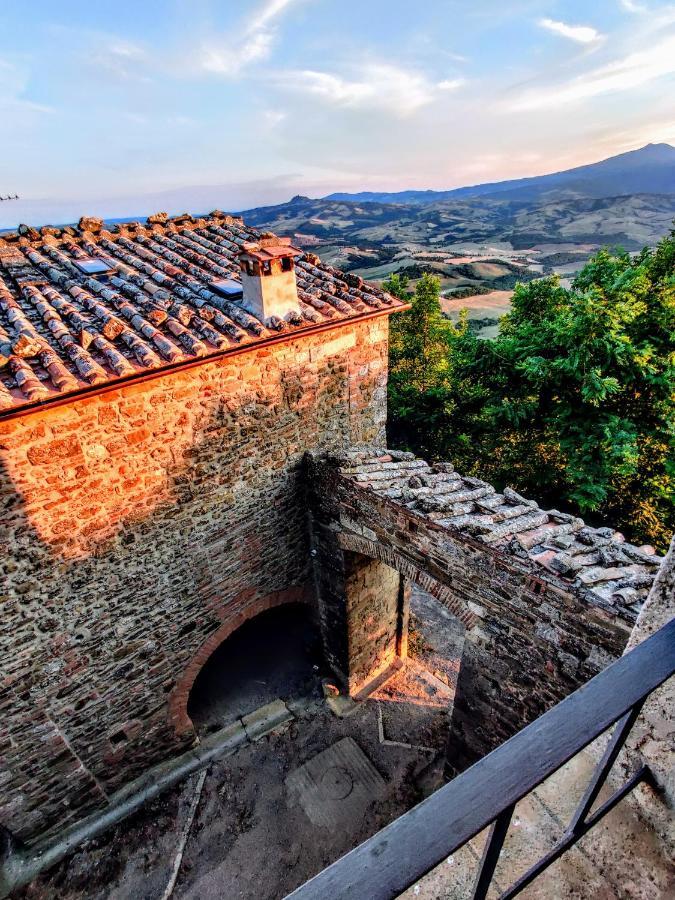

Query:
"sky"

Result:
[[1, 0, 675, 226]]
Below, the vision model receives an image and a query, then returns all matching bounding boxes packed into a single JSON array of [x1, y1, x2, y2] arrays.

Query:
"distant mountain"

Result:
[[324, 143, 675, 205], [239, 185, 675, 317], [241, 191, 675, 251], [323, 188, 447, 205]]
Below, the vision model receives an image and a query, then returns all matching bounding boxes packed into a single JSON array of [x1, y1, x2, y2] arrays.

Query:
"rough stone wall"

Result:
[[618, 537, 675, 858], [316, 548, 403, 695], [308, 451, 634, 773], [0, 317, 389, 843]]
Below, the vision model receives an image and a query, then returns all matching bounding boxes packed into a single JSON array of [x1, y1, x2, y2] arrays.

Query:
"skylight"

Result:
[[211, 278, 243, 300], [73, 257, 113, 275]]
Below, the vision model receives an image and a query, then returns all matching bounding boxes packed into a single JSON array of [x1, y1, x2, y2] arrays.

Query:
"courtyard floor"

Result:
[[16, 592, 671, 900], [18, 590, 462, 900]]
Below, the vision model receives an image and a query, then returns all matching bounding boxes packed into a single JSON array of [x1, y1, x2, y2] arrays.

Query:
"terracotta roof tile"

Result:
[[0, 214, 404, 414], [330, 447, 662, 622]]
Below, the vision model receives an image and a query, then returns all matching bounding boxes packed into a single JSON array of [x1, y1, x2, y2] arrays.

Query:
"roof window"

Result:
[[211, 278, 244, 300], [72, 257, 113, 276]]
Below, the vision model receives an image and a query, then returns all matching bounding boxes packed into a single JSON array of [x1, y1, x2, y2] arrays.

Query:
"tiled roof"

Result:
[[0, 212, 405, 414], [333, 448, 662, 621]]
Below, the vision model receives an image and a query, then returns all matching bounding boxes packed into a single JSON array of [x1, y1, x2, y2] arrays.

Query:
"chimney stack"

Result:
[[238, 237, 302, 323]]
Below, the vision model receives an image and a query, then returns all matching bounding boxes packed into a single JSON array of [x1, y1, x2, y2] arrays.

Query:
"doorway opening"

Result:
[[187, 603, 324, 735]]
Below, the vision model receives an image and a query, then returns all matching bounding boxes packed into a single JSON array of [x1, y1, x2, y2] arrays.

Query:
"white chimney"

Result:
[[238, 237, 302, 322]]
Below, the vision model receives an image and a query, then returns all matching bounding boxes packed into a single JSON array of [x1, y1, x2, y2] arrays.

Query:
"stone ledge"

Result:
[[242, 699, 293, 740]]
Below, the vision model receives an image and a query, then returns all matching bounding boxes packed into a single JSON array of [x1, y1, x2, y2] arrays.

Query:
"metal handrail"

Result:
[[285, 617, 675, 900]]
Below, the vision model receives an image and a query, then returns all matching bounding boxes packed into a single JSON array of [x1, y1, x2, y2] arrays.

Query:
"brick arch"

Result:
[[337, 531, 478, 630], [168, 585, 311, 738]]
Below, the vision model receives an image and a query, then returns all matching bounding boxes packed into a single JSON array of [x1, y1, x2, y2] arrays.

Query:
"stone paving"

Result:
[[401, 742, 674, 900], [285, 737, 387, 829]]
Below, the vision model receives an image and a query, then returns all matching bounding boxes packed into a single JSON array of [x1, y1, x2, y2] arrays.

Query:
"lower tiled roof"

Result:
[[0, 213, 404, 414], [333, 447, 661, 621]]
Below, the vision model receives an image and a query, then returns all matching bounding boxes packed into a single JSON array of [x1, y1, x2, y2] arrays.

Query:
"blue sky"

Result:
[[1, 0, 675, 225]]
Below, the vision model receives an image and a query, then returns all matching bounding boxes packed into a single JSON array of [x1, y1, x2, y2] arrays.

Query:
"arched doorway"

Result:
[[187, 603, 325, 734]]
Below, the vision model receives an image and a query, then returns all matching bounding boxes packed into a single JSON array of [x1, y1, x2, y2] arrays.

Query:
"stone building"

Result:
[[0, 212, 664, 853]]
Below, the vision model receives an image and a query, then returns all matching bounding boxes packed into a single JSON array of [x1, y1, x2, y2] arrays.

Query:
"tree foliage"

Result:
[[386, 231, 675, 550], [385, 273, 480, 460]]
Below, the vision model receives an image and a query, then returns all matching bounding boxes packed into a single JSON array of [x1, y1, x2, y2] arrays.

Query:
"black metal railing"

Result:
[[286, 617, 675, 900]]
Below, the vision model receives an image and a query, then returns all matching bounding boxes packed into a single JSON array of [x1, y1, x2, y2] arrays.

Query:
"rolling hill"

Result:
[[242, 146, 675, 334], [243, 191, 675, 252]]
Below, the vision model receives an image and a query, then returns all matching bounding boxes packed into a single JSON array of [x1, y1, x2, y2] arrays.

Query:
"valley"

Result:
[[241, 145, 675, 336], [243, 192, 675, 336]]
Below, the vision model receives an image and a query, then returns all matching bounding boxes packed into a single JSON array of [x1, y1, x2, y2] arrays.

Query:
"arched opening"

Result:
[[187, 603, 325, 734]]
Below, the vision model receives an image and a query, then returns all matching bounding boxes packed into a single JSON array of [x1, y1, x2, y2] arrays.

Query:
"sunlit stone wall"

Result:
[[0, 317, 389, 842]]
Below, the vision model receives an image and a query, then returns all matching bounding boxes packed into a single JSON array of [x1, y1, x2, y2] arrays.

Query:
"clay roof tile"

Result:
[[0, 214, 406, 415]]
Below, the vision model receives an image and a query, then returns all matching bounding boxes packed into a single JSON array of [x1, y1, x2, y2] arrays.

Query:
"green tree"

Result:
[[387, 231, 675, 550], [389, 273, 449, 392], [382, 272, 411, 301], [387, 273, 485, 460]]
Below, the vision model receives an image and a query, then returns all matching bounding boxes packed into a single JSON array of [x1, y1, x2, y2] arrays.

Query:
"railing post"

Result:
[[472, 803, 515, 900], [568, 700, 645, 835]]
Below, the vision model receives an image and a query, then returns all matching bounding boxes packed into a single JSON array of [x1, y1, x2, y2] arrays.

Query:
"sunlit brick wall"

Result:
[[0, 317, 389, 842]]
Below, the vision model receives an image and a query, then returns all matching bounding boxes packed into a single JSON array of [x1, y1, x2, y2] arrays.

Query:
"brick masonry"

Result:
[[1, 309, 662, 850], [0, 317, 390, 843], [308, 449, 636, 774]]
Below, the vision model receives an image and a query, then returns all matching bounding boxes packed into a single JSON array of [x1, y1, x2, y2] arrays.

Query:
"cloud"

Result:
[[619, 0, 647, 12], [263, 109, 287, 129], [167, 115, 196, 127], [538, 18, 603, 44], [1, 98, 54, 115], [437, 78, 465, 91], [201, 31, 274, 75], [507, 33, 675, 110], [107, 42, 144, 59], [199, 0, 300, 77], [0, 58, 55, 115], [253, 0, 298, 30], [276, 64, 464, 116], [87, 41, 152, 82], [75, 1, 302, 81]]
